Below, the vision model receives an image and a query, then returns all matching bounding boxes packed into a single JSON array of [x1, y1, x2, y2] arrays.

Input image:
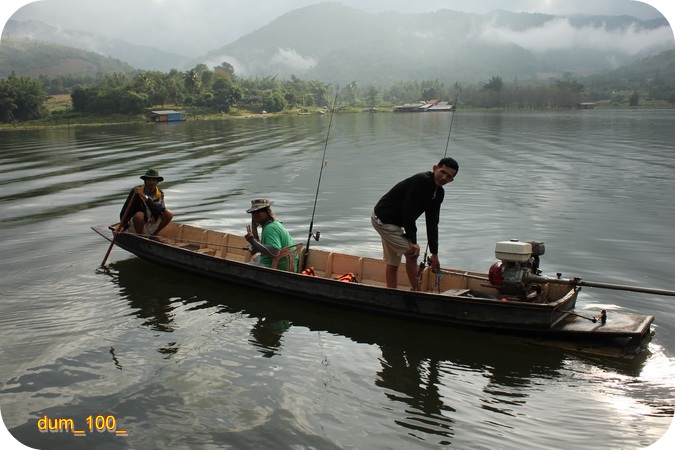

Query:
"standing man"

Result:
[[120, 168, 173, 237], [244, 198, 296, 271], [371, 157, 459, 290]]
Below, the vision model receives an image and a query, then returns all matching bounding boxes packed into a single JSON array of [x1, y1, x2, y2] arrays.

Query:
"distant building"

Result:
[[146, 110, 186, 122], [393, 100, 455, 112], [428, 101, 456, 112]]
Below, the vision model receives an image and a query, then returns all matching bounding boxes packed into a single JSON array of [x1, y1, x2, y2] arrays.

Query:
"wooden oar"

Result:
[[100, 192, 137, 267]]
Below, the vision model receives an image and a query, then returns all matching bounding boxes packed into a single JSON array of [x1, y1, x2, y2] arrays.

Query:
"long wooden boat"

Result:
[[92, 222, 655, 358]]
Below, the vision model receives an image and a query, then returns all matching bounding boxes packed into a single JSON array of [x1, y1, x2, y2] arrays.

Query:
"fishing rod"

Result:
[[301, 86, 340, 271], [417, 84, 462, 287]]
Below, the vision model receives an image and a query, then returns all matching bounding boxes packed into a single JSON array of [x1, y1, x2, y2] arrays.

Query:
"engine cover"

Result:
[[490, 240, 545, 301], [495, 240, 532, 263]]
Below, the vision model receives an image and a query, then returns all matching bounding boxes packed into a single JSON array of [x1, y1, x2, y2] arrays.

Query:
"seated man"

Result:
[[244, 198, 296, 271], [120, 168, 173, 237]]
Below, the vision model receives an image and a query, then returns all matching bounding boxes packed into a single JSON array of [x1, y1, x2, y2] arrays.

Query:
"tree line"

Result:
[[1, 62, 673, 124]]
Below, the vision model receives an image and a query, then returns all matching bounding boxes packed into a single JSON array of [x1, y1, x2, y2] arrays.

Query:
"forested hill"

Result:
[[200, 3, 674, 85], [0, 37, 136, 77], [585, 49, 675, 99], [2, 19, 190, 72]]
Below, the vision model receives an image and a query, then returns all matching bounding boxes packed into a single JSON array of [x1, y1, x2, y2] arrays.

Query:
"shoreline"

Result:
[[1, 104, 673, 132]]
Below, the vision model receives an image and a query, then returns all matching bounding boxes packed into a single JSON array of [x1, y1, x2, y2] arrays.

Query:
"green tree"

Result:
[[120, 91, 149, 114], [550, 75, 585, 107], [483, 76, 504, 94], [346, 80, 358, 106], [421, 79, 446, 101], [263, 91, 287, 113], [214, 61, 235, 78], [364, 85, 380, 109], [184, 69, 201, 94], [0, 73, 49, 122], [629, 89, 640, 106]]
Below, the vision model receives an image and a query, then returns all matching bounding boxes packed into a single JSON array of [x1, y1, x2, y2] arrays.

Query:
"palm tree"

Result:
[[184, 69, 201, 94], [346, 80, 358, 106]]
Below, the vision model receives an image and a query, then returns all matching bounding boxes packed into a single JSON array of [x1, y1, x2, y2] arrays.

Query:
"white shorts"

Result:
[[371, 211, 412, 267]]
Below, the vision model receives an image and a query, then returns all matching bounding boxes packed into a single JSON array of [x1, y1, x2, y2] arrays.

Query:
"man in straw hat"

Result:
[[244, 198, 295, 270], [120, 168, 173, 237]]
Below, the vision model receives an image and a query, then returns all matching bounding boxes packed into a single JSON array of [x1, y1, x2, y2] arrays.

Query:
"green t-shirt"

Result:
[[259, 220, 296, 270]]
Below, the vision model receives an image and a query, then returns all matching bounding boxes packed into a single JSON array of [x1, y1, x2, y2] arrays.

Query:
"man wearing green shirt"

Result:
[[244, 198, 296, 271]]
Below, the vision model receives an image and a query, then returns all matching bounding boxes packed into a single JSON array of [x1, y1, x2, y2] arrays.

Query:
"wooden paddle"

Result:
[[100, 192, 137, 267]]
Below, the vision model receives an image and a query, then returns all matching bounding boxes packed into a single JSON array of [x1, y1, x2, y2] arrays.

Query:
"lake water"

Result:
[[1, 109, 674, 449]]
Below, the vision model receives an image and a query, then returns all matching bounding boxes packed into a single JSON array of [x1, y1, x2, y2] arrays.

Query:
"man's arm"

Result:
[[245, 236, 281, 258]]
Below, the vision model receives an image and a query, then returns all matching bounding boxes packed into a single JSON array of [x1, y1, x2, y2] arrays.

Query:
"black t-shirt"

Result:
[[374, 171, 444, 254]]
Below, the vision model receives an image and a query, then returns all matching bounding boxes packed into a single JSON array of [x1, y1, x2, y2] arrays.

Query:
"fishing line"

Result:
[[302, 86, 339, 270], [443, 85, 461, 158]]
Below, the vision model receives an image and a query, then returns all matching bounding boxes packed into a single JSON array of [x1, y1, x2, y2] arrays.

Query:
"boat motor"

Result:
[[488, 240, 545, 301]]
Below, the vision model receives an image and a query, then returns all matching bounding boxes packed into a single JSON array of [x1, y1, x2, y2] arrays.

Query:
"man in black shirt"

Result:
[[371, 157, 458, 290]]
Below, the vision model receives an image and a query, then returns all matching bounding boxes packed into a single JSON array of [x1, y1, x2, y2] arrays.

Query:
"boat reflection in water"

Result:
[[106, 256, 654, 445]]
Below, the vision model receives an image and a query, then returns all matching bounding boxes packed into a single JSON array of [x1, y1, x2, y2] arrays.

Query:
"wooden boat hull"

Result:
[[92, 223, 654, 356]]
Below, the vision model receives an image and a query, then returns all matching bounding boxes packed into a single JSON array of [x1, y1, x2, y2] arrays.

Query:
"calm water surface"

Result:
[[1, 110, 674, 449]]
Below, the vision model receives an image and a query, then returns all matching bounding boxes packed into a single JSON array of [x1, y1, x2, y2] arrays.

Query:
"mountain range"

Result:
[[2, 2, 674, 86]]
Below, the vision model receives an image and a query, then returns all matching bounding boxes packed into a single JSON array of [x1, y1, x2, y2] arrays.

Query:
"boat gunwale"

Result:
[[105, 223, 577, 310]]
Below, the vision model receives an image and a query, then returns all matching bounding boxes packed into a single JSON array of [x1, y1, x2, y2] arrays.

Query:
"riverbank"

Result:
[[1, 100, 673, 131]]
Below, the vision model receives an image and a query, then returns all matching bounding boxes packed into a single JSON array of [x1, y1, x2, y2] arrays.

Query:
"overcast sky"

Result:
[[1, 0, 674, 56]]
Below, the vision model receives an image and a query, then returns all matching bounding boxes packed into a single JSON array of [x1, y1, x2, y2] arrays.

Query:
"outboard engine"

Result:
[[488, 240, 545, 301]]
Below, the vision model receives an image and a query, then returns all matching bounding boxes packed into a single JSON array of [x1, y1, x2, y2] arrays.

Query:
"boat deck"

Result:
[[147, 222, 573, 302], [554, 311, 654, 337]]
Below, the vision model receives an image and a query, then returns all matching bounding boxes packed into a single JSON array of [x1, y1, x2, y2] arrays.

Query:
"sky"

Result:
[[1, 0, 674, 56]]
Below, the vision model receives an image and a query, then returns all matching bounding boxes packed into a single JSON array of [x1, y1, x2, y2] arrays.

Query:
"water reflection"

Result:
[[110, 258, 179, 333], [249, 318, 291, 358], [111, 258, 294, 359], [376, 347, 452, 439], [104, 255, 657, 446]]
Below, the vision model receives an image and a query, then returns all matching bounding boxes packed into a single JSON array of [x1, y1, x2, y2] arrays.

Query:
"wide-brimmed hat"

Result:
[[140, 169, 164, 182], [246, 198, 274, 213]]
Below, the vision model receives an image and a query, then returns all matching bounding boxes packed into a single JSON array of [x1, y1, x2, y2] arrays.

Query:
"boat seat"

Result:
[[271, 243, 304, 272]]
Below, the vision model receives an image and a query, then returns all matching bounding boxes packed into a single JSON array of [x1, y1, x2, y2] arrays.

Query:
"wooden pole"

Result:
[[530, 274, 675, 297], [100, 192, 137, 267]]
